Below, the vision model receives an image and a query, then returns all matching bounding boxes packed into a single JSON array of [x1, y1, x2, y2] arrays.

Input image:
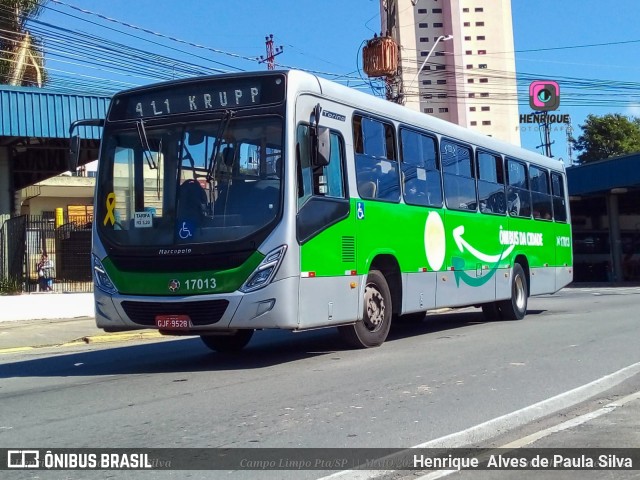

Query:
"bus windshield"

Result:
[[96, 116, 283, 247]]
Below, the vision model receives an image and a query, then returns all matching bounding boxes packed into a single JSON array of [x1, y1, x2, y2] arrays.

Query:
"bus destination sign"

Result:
[[109, 75, 285, 121]]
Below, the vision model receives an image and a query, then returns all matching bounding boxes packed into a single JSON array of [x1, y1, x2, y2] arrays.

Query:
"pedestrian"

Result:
[[37, 253, 54, 292]]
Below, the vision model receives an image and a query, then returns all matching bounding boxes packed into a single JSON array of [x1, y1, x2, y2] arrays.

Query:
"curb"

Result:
[[0, 330, 164, 355]]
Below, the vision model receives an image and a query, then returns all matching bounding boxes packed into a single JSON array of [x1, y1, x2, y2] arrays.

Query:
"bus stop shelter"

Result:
[[567, 152, 640, 282], [0, 84, 110, 215]]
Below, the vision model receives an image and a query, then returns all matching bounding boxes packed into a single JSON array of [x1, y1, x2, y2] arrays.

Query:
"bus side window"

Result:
[[530, 166, 553, 220], [353, 115, 400, 202], [476, 151, 506, 215], [551, 172, 568, 222], [442, 139, 476, 211], [506, 159, 531, 218], [400, 128, 442, 207]]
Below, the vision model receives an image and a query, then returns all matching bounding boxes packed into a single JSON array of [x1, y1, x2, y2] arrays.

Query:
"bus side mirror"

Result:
[[313, 126, 330, 167], [69, 135, 81, 171]]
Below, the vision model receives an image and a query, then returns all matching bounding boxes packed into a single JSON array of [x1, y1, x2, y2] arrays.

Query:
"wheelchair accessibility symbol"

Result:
[[356, 201, 365, 220], [178, 221, 193, 239]]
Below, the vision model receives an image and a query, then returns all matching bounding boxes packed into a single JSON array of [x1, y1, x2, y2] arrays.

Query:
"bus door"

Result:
[[295, 96, 358, 329]]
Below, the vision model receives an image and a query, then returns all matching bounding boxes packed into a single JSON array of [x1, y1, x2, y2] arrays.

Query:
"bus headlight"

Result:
[[240, 245, 287, 293], [93, 255, 118, 294]]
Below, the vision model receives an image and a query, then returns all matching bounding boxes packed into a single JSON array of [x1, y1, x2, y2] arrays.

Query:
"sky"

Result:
[[31, 0, 640, 164]]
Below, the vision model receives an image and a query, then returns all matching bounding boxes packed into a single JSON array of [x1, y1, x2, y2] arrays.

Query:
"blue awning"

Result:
[[567, 152, 640, 196], [0, 85, 110, 140]]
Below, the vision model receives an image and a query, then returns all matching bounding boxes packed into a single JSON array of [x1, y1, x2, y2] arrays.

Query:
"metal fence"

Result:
[[0, 214, 93, 294]]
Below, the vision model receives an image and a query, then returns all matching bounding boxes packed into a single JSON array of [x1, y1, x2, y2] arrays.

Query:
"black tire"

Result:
[[200, 330, 254, 353], [481, 302, 502, 321], [338, 270, 392, 348], [498, 263, 528, 320]]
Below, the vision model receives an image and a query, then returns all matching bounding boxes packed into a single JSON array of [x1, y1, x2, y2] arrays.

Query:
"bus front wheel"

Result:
[[339, 270, 392, 348], [499, 263, 528, 320], [200, 330, 254, 353]]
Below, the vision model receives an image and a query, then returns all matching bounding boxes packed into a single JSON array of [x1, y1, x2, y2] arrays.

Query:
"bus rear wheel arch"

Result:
[[200, 329, 254, 353], [338, 269, 392, 348], [498, 262, 528, 320]]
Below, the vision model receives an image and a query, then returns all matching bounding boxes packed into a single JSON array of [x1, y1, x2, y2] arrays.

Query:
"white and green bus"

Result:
[[70, 69, 572, 352]]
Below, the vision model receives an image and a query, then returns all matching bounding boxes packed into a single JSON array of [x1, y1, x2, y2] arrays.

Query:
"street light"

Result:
[[406, 34, 453, 97]]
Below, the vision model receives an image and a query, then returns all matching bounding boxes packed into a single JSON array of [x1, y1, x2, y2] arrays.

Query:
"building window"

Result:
[[476, 22, 485, 26], [478, 50, 486, 55], [479, 78, 488, 83], [437, 93, 447, 98], [467, 79, 474, 83], [464, 22, 471, 27], [435, 65, 445, 70], [424, 108, 434, 113], [475, 7, 484, 12], [464, 36, 471, 41], [433, 8, 442, 13], [434, 51, 445, 56], [477, 36, 485, 40], [422, 65, 431, 71], [437, 79, 447, 84], [433, 22, 443, 27], [470, 107, 476, 112], [422, 80, 432, 85], [424, 94, 433, 99], [465, 50, 472, 55], [439, 108, 449, 113], [463, 7, 469, 12], [470, 121, 477, 126], [482, 120, 491, 125], [420, 37, 430, 42], [418, 8, 427, 13], [466, 64, 473, 69], [468, 93, 476, 98], [479, 64, 487, 69], [480, 92, 489, 97], [420, 51, 429, 57], [481, 106, 490, 111], [419, 23, 429, 28]]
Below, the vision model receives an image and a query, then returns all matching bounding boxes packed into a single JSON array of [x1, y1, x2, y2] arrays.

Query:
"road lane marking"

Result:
[[318, 361, 640, 480], [415, 389, 640, 479]]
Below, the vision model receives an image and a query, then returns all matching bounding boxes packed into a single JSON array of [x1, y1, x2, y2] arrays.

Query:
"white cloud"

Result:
[[626, 103, 640, 117]]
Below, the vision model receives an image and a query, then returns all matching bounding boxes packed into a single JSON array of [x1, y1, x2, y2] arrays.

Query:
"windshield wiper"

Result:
[[136, 119, 158, 170], [206, 109, 235, 183]]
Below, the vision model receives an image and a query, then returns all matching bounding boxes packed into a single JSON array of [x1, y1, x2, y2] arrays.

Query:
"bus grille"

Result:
[[121, 300, 229, 326]]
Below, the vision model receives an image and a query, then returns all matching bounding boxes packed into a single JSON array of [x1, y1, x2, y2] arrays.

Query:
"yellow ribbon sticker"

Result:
[[103, 192, 116, 226]]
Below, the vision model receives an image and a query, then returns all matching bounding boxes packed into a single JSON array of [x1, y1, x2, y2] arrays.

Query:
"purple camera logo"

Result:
[[529, 80, 560, 112]]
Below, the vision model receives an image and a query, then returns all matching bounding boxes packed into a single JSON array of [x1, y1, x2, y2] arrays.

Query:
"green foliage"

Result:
[[0, 277, 23, 295], [572, 114, 640, 164], [0, 0, 48, 86]]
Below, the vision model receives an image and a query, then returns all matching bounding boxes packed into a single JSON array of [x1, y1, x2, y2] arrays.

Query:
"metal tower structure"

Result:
[[259, 34, 284, 70]]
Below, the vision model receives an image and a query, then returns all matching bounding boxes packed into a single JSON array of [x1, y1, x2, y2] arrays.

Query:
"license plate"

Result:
[[155, 315, 191, 330]]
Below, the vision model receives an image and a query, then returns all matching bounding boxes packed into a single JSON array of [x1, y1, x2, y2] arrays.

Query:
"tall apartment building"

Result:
[[381, 0, 520, 145]]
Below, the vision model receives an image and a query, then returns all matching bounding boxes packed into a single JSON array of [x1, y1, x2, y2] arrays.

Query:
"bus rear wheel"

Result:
[[498, 263, 528, 320], [339, 270, 392, 348], [200, 330, 254, 353]]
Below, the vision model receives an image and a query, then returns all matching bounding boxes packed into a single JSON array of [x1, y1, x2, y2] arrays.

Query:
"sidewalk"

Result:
[[0, 292, 163, 350]]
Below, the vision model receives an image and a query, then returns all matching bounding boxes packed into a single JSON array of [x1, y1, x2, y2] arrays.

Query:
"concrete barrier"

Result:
[[0, 293, 94, 323]]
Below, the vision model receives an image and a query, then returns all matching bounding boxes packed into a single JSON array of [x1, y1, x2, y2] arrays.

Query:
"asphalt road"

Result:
[[1, 286, 640, 479]]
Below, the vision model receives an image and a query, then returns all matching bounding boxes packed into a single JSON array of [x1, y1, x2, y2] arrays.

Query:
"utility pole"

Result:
[[258, 34, 284, 70], [566, 116, 574, 165], [536, 115, 554, 158]]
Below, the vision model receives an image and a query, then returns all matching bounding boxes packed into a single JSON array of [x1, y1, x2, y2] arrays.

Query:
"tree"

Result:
[[572, 113, 640, 164], [0, 0, 48, 87]]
